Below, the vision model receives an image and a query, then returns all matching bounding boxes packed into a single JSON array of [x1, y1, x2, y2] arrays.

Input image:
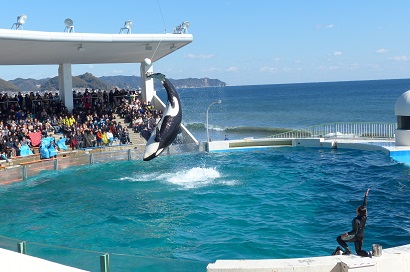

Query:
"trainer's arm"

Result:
[[362, 188, 370, 208]]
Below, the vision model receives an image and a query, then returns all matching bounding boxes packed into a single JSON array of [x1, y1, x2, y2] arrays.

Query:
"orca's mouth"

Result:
[[143, 154, 156, 161]]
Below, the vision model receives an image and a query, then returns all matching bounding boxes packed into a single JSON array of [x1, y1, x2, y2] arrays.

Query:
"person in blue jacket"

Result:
[[337, 188, 370, 257]]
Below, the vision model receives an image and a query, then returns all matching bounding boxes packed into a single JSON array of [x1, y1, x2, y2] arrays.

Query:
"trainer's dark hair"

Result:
[[357, 205, 367, 216]]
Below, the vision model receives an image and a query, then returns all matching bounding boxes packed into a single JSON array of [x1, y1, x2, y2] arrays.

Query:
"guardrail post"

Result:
[[17, 241, 26, 254], [90, 154, 94, 164], [127, 149, 131, 161], [22, 165, 27, 180], [54, 159, 58, 170], [100, 253, 110, 272]]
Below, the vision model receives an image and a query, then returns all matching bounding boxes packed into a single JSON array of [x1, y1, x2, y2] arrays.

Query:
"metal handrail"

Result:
[[270, 122, 397, 139]]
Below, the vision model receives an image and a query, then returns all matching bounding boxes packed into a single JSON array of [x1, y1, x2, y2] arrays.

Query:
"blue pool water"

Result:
[[1, 79, 410, 271], [1, 148, 410, 265]]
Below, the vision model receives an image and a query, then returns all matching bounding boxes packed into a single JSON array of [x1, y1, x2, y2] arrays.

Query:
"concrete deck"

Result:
[[0, 248, 88, 272], [207, 244, 410, 272]]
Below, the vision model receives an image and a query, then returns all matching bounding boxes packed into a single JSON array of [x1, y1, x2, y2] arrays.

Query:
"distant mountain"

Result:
[[9, 78, 47, 92], [1, 73, 226, 93], [99, 75, 226, 89], [170, 77, 226, 88], [40, 73, 109, 91], [99, 75, 141, 90], [0, 78, 20, 92]]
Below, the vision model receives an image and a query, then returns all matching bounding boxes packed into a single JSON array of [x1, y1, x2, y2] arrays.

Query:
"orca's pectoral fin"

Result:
[[140, 130, 151, 141], [154, 127, 161, 142], [146, 73, 166, 81]]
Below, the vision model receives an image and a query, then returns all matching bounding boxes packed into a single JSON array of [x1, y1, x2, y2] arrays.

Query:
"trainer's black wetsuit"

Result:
[[337, 193, 369, 257]]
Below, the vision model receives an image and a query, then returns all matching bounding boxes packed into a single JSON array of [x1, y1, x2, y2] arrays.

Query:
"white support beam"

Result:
[[58, 63, 74, 112], [140, 58, 155, 104]]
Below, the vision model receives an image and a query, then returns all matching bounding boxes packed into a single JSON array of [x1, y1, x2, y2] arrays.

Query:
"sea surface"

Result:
[[1, 79, 410, 271], [166, 78, 410, 141]]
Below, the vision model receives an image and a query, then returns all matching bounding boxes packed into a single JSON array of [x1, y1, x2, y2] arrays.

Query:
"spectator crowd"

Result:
[[0, 87, 162, 160]]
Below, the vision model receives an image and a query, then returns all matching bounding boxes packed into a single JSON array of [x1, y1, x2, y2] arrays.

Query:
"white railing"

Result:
[[271, 122, 397, 139]]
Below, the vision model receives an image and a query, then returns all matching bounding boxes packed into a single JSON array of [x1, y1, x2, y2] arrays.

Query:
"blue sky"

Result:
[[1, 0, 410, 86]]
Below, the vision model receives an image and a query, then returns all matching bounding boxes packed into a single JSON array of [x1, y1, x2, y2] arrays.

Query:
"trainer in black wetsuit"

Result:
[[336, 188, 370, 257]]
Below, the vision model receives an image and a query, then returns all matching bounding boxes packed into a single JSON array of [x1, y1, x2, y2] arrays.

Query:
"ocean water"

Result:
[[1, 79, 410, 271], [162, 78, 410, 141]]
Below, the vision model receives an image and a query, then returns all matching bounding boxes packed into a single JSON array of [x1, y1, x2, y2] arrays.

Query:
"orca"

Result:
[[143, 73, 182, 161]]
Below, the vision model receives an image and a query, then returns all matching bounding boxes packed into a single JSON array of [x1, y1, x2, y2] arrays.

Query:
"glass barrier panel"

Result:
[[110, 253, 208, 272], [0, 167, 23, 185], [25, 160, 55, 177], [27, 242, 102, 272], [0, 235, 20, 251], [63, 155, 92, 167], [93, 151, 128, 163]]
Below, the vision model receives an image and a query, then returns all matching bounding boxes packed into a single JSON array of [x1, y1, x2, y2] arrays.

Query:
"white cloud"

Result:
[[389, 56, 409, 62], [227, 66, 238, 72], [368, 64, 380, 69], [260, 67, 278, 73], [316, 24, 335, 29], [111, 69, 124, 74], [376, 48, 389, 54], [184, 53, 215, 59], [333, 51, 343, 56], [318, 65, 340, 71]]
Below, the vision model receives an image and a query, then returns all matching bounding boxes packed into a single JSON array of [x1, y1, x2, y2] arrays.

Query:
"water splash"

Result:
[[160, 167, 221, 189]]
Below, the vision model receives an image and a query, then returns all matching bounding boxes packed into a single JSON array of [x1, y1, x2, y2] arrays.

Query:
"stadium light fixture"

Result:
[[206, 100, 222, 144], [64, 18, 75, 32], [181, 21, 190, 34], [173, 21, 190, 34], [11, 14, 27, 30], [145, 44, 152, 51], [119, 20, 133, 34]]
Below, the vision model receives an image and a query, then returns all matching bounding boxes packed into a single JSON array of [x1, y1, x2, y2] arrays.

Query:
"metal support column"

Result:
[[17, 241, 26, 254], [100, 253, 110, 272], [22, 165, 27, 180]]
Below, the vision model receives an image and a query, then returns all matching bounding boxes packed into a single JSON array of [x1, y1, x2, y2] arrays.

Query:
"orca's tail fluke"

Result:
[[146, 72, 166, 81]]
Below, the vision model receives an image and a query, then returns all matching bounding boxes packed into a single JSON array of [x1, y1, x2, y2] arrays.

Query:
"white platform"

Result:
[[0, 248, 88, 272], [207, 244, 410, 272]]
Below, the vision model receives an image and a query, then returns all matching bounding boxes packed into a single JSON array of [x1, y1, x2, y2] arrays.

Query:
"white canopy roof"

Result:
[[0, 29, 193, 65]]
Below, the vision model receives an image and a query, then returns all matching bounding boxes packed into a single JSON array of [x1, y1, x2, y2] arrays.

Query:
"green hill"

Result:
[[0, 73, 226, 93], [100, 75, 141, 89], [9, 77, 46, 92], [0, 79, 20, 92], [41, 73, 108, 91]]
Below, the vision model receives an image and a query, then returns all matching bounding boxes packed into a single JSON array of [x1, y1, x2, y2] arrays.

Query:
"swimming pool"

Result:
[[0, 147, 409, 271]]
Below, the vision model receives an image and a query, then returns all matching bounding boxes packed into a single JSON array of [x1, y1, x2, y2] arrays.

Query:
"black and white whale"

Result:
[[143, 73, 182, 161]]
